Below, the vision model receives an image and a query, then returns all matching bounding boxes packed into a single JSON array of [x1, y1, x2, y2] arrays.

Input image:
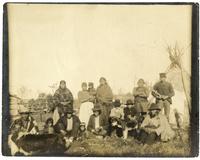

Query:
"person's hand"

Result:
[[95, 128, 101, 132], [60, 130, 67, 135], [161, 95, 168, 100], [69, 137, 74, 142], [91, 129, 95, 133]]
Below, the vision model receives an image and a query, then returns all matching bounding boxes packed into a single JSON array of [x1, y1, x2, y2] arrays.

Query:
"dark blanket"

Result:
[[17, 134, 65, 154]]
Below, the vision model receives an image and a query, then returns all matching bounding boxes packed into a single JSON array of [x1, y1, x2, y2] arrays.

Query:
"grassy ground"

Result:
[[31, 112, 191, 157], [65, 129, 190, 157]]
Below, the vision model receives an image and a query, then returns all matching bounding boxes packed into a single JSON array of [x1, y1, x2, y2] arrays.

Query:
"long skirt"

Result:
[[53, 107, 60, 125], [79, 102, 94, 127]]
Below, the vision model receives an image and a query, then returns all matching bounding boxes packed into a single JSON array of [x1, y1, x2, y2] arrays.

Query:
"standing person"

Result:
[[88, 82, 96, 103], [96, 77, 113, 121], [78, 82, 94, 127], [53, 80, 74, 125], [87, 104, 109, 138], [152, 73, 175, 121], [139, 103, 175, 145], [133, 78, 150, 114]]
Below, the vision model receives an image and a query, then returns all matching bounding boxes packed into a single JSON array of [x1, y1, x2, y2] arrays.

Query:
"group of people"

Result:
[[9, 73, 176, 155]]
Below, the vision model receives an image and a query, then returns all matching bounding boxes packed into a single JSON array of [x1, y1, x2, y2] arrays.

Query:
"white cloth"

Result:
[[66, 118, 73, 131], [53, 107, 60, 125], [95, 116, 100, 129], [110, 107, 124, 119], [79, 101, 94, 127]]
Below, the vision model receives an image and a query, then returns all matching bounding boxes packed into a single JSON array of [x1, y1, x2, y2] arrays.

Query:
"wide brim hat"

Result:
[[63, 107, 74, 114], [80, 122, 86, 126], [159, 73, 167, 78], [126, 99, 134, 105], [113, 99, 121, 107], [148, 103, 161, 111], [18, 107, 31, 114], [92, 104, 101, 112]]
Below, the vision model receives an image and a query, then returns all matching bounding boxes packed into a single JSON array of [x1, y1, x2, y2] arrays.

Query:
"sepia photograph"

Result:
[[2, 2, 199, 157]]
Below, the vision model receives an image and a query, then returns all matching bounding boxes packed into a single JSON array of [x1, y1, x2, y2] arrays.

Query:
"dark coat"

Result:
[[87, 114, 109, 131], [53, 87, 74, 107], [152, 81, 175, 104], [124, 107, 138, 122], [55, 115, 80, 138]]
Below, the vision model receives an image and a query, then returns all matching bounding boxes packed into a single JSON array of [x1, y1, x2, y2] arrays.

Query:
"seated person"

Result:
[[77, 122, 87, 141], [55, 107, 80, 144], [109, 99, 124, 137], [43, 118, 55, 134], [9, 107, 39, 155], [87, 104, 108, 138], [139, 103, 175, 145], [123, 99, 138, 139]]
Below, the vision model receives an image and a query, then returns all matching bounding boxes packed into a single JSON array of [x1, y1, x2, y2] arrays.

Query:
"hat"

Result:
[[80, 122, 86, 126], [137, 78, 145, 84], [92, 104, 101, 112], [126, 99, 134, 105], [148, 103, 161, 111], [113, 99, 121, 107], [159, 73, 166, 78], [64, 107, 74, 114], [18, 107, 31, 114]]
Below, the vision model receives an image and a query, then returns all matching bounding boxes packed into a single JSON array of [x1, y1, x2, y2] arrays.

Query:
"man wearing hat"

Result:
[[9, 107, 39, 155], [139, 103, 175, 145], [55, 107, 80, 142], [123, 99, 138, 139], [133, 78, 150, 114], [152, 73, 175, 121], [53, 80, 74, 125], [109, 99, 124, 137], [87, 104, 109, 138]]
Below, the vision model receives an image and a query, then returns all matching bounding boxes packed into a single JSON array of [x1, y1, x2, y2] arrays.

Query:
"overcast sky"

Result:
[[8, 4, 192, 99]]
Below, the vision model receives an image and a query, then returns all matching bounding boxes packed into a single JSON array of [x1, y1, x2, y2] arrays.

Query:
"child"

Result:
[[77, 122, 87, 141], [44, 118, 54, 134]]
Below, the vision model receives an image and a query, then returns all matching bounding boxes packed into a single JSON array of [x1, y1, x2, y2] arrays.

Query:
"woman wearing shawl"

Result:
[[53, 80, 74, 125], [96, 77, 113, 121]]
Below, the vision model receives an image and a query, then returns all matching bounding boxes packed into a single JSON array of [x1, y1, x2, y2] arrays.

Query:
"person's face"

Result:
[[80, 126, 85, 131], [138, 82, 144, 87], [94, 111, 100, 116], [48, 122, 53, 127], [66, 113, 72, 118], [149, 110, 158, 118], [127, 104, 132, 108], [82, 85, 87, 91], [160, 77, 166, 82], [88, 85, 93, 89], [99, 79, 106, 85], [21, 114, 29, 120], [60, 82, 66, 89]]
